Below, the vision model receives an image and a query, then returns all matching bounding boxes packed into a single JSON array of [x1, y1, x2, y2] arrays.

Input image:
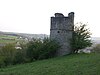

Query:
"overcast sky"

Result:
[[0, 0, 100, 37]]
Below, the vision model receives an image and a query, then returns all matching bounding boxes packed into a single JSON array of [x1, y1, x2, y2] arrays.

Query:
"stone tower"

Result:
[[50, 12, 74, 56]]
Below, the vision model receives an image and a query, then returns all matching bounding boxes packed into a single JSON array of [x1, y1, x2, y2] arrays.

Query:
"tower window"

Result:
[[57, 31, 60, 33]]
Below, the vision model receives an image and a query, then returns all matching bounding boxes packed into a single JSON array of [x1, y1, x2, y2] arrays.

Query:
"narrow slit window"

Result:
[[58, 31, 60, 33]]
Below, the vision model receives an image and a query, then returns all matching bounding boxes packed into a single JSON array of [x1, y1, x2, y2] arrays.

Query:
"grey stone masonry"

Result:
[[50, 12, 74, 56]]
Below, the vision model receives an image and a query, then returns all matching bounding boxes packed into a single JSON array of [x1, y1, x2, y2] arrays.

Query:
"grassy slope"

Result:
[[0, 35, 25, 44], [0, 53, 100, 75], [0, 35, 17, 44]]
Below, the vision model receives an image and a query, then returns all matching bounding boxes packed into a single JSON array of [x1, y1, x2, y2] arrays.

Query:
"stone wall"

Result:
[[50, 12, 74, 56]]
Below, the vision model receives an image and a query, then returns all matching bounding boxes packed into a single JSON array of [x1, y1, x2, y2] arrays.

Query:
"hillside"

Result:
[[91, 37, 100, 44], [1, 31, 100, 44], [0, 31, 48, 46], [0, 53, 100, 75], [0, 31, 48, 40]]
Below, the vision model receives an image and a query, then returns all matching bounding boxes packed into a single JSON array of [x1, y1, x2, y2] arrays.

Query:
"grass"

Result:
[[0, 35, 17, 39], [0, 53, 100, 75], [0, 40, 16, 44], [0, 35, 25, 44], [0, 35, 17, 44]]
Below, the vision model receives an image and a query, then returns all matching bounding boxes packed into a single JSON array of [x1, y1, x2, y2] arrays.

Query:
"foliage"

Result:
[[71, 22, 92, 53], [26, 38, 60, 61], [0, 56, 5, 68], [26, 38, 43, 61], [0, 43, 28, 67], [13, 49, 27, 64], [0, 44, 16, 67], [0, 38, 60, 67], [0, 53, 100, 75], [13, 43, 29, 64], [38, 38, 60, 59]]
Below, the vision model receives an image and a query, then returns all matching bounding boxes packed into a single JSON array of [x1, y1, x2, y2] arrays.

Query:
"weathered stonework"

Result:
[[50, 12, 74, 56]]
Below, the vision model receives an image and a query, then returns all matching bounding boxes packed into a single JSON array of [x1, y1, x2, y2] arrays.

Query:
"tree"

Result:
[[71, 22, 92, 53]]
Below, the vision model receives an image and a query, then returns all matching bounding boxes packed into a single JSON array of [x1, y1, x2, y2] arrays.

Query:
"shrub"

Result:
[[13, 49, 27, 64], [0, 44, 16, 66], [0, 56, 5, 68], [0, 38, 60, 67], [13, 43, 28, 64], [38, 38, 60, 59], [26, 38, 42, 61], [26, 38, 60, 61]]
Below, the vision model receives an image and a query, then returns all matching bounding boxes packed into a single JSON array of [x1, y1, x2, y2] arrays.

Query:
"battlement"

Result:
[[68, 12, 74, 17], [51, 12, 74, 31], [55, 13, 64, 17], [52, 12, 74, 18]]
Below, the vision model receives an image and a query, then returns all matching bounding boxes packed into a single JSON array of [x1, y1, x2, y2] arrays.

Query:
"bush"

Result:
[[26, 38, 60, 61], [0, 44, 16, 66], [38, 38, 60, 59], [13, 43, 28, 64], [0, 56, 5, 68], [13, 49, 27, 64], [0, 38, 60, 67], [0, 43, 28, 67], [26, 39, 42, 61]]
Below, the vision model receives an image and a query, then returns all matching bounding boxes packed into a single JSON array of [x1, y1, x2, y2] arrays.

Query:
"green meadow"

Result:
[[0, 53, 99, 75]]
